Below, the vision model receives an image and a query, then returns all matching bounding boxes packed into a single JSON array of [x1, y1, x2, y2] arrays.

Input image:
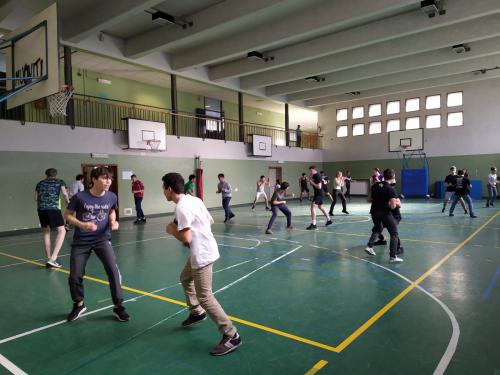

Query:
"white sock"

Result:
[[312, 220, 316, 225]]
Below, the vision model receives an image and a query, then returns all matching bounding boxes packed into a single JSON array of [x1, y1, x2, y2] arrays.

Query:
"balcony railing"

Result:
[[1, 94, 323, 149]]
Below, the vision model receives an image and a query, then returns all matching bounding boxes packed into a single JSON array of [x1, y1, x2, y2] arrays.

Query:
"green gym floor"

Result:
[[0, 199, 499, 375]]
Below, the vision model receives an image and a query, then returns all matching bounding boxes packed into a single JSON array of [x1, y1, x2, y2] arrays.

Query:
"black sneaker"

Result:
[[229, 213, 235, 219], [210, 332, 242, 356], [464, 210, 468, 215], [67, 303, 87, 321], [265, 206, 270, 210], [306, 224, 317, 230], [342, 210, 349, 214], [374, 239, 387, 246], [224, 217, 228, 223], [113, 305, 130, 322], [325, 220, 333, 226], [141, 218, 147, 223], [449, 213, 454, 217], [470, 215, 477, 218], [396, 247, 404, 255], [441, 207, 445, 213], [181, 312, 207, 327], [133, 219, 141, 224], [328, 211, 333, 216]]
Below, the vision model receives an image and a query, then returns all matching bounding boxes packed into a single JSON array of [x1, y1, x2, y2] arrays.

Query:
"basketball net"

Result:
[[47, 84, 74, 117], [145, 139, 161, 151]]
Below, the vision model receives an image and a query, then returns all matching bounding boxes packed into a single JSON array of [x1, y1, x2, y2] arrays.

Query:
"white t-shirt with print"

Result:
[[175, 194, 219, 269]]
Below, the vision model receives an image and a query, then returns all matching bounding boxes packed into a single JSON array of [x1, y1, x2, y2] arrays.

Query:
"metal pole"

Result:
[[285, 103, 290, 147], [63, 46, 75, 128], [238, 91, 244, 142], [171, 74, 178, 137]]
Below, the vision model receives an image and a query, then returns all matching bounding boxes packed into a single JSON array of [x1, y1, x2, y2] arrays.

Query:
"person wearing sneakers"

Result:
[[442, 166, 467, 214], [131, 174, 146, 224], [216, 173, 235, 223], [64, 167, 129, 322], [486, 166, 497, 207], [306, 166, 333, 230], [163, 172, 242, 356], [265, 182, 293, 234], [449, 169, 477, 218], [329, 171, 349, 216], [365, 168, 403, 263], [35, 168, 70, 269], [251, 175, 270, 210], [320, 171, 333, 202], [299, 173, 310, 202]]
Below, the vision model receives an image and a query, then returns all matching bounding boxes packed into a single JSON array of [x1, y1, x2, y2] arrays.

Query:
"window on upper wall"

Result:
[[447, 112, 464, 127], [337, 125, 348, 137], [352, 123, 364, 136], [352, 106, 364, 119], [447, 92, 463, 107], [426, 95, 441, 109], [369, 121, 382, 134], [405, 98, 419, 112], [336, 108, 348, 121], [387, 119, 400, 132], [426, 114, 441, 128], [386, 100, 400, 115], [406, 117, 420, 129], [368, 103, 381, 117]]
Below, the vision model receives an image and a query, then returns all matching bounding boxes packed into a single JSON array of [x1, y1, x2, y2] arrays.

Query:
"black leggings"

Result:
[[329, 190, 347, 213]]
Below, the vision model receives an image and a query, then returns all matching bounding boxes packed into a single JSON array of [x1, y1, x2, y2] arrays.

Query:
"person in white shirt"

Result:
[[68, 174, 85, 198], [163, 172, 241, 356], [251, 175, 270, 210], [486, 166, 498, 207]]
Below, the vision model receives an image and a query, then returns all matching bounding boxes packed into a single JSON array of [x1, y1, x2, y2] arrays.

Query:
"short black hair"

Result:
[[189, 174, 196, 181], [301, 173, 306, 176], [260, 175, 265, 179], [91, 166, 113, 181], [45, 168, 57, 177], [131, 174, 137, 178], [162, 173, 184, 194], [491, 166, 497, 172], [320, 170, 324, 174], [457, 169, 464, 176], [75, 174, 84, 180], [308, 165, 316, 170], [450, 166, 456, 171], [218, 173, 224, 178], [281, 181, 290, 190], [383, 168, 395, 180]]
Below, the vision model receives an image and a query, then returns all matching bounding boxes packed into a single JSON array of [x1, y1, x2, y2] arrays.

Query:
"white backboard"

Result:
[[252, 135, 272, 157], [388, 128, 424, 152], [127, 118, 166, 150]]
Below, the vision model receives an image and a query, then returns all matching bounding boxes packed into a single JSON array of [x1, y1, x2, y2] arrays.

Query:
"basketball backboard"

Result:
[[3, 3, 59, 109], [388, 128, 424, 152]]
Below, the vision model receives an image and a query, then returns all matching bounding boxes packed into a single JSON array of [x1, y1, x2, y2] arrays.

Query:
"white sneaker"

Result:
[[389, 256, 404, 263], [46, 259, 62, 268], [365, 247, 376, 256]]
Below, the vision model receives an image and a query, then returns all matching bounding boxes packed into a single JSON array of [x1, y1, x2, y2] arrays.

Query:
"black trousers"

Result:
[[69, 240, 123, 306], [367, 212, 399, 258], [329, 190, 347, 213]]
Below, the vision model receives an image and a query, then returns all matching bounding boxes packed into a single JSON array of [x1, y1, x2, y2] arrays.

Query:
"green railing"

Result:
[[7, 94, 323, 149]]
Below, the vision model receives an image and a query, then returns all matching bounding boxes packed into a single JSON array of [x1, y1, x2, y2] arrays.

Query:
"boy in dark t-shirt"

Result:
[[442, 166, 467, 214], [64, 167, 129, 322], [306, 166, 332, 230], [299, 173, 310, 202], [449, 170, 477, 218]]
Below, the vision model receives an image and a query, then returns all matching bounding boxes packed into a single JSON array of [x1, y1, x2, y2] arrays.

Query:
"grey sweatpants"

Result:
[[69, 240, 123, 306]]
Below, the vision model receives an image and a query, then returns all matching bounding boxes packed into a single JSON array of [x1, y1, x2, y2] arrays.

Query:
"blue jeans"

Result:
[[267, 204, 292, 230], [487, 185, 497, 206], [134, 196, 145, 219], [222, 197, 233, 219], [449, 194, 474, 216]]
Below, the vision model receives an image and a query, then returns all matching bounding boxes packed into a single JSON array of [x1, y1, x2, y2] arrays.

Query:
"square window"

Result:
[[336, 108, 348, 121], [426, 114, 441, 128], [405, 98, 419, 112], [447, 92, 463, 107], [406, 117, 420, 129], [386, 101, 400, 115], [447, 112, 463, 127], [352, 123, 364, 136], [426, 95, 441, 110], [369, 121, 382, 134], [352, 106, 364, 119], [368, 103, 381, 117], [387, 119, 400, 132], [337, 125, 348, 137]]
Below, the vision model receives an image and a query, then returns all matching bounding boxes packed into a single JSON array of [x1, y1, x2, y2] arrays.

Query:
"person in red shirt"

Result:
[[131, 174, 146, 224]]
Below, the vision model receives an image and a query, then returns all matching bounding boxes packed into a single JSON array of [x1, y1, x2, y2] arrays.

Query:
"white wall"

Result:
[[320, 78, 500, 162], [0, 120, 323, 163]]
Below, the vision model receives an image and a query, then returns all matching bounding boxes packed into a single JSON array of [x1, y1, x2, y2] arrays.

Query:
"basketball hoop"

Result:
[[145, 139, 161, 151], [399, 145, 409, 154], [47, 84, 74, 117]]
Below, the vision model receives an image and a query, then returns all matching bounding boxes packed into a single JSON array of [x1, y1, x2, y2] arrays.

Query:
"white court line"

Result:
[[0, 258, 258, 345], [0, 353, 27, 375], [213, 233, 261, 248]]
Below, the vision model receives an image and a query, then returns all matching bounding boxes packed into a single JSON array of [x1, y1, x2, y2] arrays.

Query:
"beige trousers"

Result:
[[180, 259, 236, 337]]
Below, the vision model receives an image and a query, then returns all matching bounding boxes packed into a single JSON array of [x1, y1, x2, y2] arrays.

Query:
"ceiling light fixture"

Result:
[[420, 0, 446, 18], [305, 76, 325, 83], [452, 44, 471, 54], [150, 10, 193, 29], [247, 51, 274, 62], [348, 91, 361, 96]]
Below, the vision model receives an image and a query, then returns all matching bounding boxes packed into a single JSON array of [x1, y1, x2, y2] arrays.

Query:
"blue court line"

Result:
[[481, 265, 500, 300]]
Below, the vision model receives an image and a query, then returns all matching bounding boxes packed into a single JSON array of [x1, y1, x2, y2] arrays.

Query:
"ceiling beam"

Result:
[[305, 72, 500, 107], [240, 13, 500, 89], [170, 0, 420, 71], [267, 37, 500, 96], [209, 0, 500, 82], [125, 0, 287, 59], [63, 0, 163, 43], [287, 54, 500, 101]]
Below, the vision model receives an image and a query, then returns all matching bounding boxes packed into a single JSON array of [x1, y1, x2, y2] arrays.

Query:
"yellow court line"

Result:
[[305, 360, 329, 375], [0, 251, 339, 353], [334, 210, 500, 352]]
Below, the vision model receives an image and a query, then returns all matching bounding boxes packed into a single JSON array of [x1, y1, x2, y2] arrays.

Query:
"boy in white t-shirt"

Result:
[[486, 166, 497, 207], [163, 172, 241, 356]]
